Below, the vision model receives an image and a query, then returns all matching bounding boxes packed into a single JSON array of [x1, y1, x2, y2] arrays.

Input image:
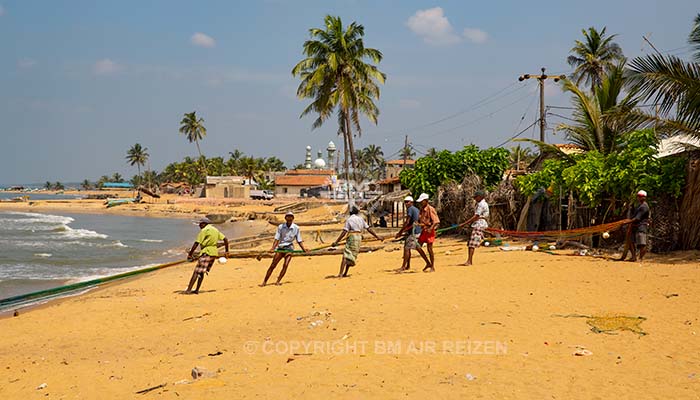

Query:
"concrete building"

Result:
[[274, 169, 334, 198], [385, 159, 416, 179], [205, 176, 249, 199]]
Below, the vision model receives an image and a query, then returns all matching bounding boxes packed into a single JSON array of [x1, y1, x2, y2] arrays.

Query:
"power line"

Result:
[[425, 88, 536, 138], [495, 119, 540, 148], [376, 81, 531, 138]]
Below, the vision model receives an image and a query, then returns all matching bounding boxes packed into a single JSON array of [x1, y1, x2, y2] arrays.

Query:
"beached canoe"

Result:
[[105, 198, 136, 208]]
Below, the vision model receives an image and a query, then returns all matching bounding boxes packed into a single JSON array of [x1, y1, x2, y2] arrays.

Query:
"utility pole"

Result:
[[402, 135, 408, 167], [519, 68, 566, 143]]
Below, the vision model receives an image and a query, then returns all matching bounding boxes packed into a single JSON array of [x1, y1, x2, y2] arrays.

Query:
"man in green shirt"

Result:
[[185, 217, 229, 294]]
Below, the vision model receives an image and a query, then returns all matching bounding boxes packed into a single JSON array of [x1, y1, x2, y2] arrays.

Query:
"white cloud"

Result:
[[406, 7, 461, 46], [17, 58, 36, 68], [190, 32, 216, 48], [0, 5, 5, 16], [463, 28, 488, 44], [93, 59, 122, 75], [399, 99, 421, 109]]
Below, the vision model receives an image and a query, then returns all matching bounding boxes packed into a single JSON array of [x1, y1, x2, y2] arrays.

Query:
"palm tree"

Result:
[[227, 149, 244, 175], [264, 157, 286, 172], [567, 27, 624, 93], [426, 147, 440, 158], [399, 144, 416, 160], [363, 144, 384, 169], [44, 181, 52, 190], [239, 156, 262, 186], [509, 145, 533, 170], [556, 63, 645, 154], [626, 14, 700, 137], [81, 179, 92, 190], [292, 15, 386, 199], [126, 143, 149, 186], [179, 111, 208, 182], [111, 173, 124, 183]]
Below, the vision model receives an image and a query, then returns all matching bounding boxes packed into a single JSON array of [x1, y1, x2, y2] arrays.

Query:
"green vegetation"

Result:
[[399, 145, 510, 196], [516, 129, 686, 208]]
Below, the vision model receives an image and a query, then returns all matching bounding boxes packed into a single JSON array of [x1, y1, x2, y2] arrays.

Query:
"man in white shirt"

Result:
[[261, 211, 308, 286], [332, 206, 384, 277], [461, 190, 489, 266]]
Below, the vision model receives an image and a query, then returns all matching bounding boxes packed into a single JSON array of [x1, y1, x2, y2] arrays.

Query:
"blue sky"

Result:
[[1, 0, 697, 184]]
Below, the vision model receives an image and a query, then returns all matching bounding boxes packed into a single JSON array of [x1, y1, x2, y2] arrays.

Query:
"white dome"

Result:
[[306, 145, 312, 150], [327, 141, 336, 150], [314, 158, 326, 168]]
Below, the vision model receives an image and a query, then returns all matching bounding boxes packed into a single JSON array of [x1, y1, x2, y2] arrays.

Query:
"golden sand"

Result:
[[1, 228, 699, 398]]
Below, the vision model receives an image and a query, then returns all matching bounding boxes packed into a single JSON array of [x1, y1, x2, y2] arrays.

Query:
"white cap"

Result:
[[637, 190, 647, 197], [285, 211, 294, 217], [416, 193, 429, 203], [404, 196, 414, 202]]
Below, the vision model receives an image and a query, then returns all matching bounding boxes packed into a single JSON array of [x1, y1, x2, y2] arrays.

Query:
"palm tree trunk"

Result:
[[344, 112, 358, 185], [195, 139, 207, 196], [342, 127, 351, 206]]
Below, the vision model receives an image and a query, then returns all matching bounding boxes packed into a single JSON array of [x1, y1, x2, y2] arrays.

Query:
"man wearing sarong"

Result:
[[261, 211, 308, 286], [618, 190, 651, 262], [461, 190, 489, 266], [332, 206, 384, 278], [185, 217, 229, 294]]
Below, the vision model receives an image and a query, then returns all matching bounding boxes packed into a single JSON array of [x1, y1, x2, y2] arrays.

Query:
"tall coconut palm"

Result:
[[126, 143, 149, 185], [292, 15, 386, 199], [556, 63, 645, 154], [509, 145, 533, 170], [81, 179, 92, 190], [239, 156, 262, 187], [111, 173, 124, 183], [626, 14, 700, 137], [179, 111, 208, 181], [567, 27, 624, 93], [399, 143, 416, 160]]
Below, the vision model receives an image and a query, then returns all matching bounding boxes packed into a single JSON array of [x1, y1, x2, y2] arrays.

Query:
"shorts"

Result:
[[418, 230, 436, 244], [277, 244, 294, 252], [194, 254, 215, 274], [469, 227, 484, 248], [404, 234, 419, 250]]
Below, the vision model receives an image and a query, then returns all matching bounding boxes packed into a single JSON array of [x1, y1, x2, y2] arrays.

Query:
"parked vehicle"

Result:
[[250, 189, 274, 200]]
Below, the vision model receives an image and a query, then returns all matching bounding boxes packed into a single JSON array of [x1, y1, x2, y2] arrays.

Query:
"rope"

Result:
[[430, 219, 632, 240]]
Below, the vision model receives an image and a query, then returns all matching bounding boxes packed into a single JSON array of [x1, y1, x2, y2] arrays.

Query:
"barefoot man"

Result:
[[332, 206, 384, 278], [416, 193, 440, 272], [261, 211, 308, 286], [395, 195, 431, 272], [462, 190, 489, 266], [185, 217, 229, 294], [618, 190, 650, 262]]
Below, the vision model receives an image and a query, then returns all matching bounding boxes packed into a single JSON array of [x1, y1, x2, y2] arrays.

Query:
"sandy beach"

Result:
[[1, 207, 699, 399]]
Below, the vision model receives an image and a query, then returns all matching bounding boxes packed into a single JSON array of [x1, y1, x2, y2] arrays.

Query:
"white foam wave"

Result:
[[2, 211, 74, 226], [140, 239, 163, 243], [33, 253, 52, 258], [111, 241, 128, 248], [61, 227, 108, 240]]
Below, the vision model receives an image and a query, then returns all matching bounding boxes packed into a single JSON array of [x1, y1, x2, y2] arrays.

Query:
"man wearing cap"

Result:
[[395, 196, 431, 272], [261, 211, 308, 286], [461, 190, 489, 266], [416, 193, 440, 272], [185, 218, 229, 294], [619, 190, 651, 262], [332, 206, 384, 277]]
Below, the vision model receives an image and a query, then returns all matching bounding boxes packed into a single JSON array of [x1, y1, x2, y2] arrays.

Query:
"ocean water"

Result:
[[0, 211, 236, 300], [0, 192, 83, 201]]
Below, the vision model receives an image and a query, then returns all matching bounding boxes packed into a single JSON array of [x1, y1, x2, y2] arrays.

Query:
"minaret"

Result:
[[326, 141, 337, 172], [304, 146, 312, 169]]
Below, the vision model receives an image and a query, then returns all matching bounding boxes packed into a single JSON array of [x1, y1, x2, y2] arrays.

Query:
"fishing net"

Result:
[[554, 313, 647, 336], [485, 219, 632, 241]]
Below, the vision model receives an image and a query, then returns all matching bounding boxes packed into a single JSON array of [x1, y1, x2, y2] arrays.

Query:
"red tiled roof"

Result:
[[275, 175, 331, 186], [385, 159, 416, 165], [376, 176, 400, 185], [285, 169, 336, 175]]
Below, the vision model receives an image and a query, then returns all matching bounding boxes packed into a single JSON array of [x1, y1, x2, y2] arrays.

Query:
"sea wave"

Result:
[[0, 211, 75, 231], [33, 253, 52, 258], [140, 239, 164, 243], [61, 227, 109, 240]]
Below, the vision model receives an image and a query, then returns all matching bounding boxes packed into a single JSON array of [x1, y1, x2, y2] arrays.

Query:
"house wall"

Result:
[[274, 185, 303, 197], [206, 184, 249, 199]]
